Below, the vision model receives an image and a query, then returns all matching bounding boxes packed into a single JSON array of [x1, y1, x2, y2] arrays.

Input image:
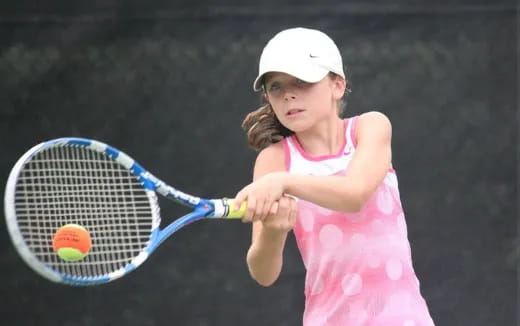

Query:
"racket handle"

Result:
[[210, 198, 247, 218], [226, 199, 247, 218]]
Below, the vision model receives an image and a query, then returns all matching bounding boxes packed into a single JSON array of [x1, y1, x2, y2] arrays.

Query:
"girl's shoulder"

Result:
[[354, 111, 393, 147], [345, 111, 392, 147], [356, 111, 391, 125], [254, 141, 285, 169]]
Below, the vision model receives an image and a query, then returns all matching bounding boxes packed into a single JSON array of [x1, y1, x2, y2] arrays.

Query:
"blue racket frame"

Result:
[[4, 137, 242, 285]]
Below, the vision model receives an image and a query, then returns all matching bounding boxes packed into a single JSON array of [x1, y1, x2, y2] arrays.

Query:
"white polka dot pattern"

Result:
[[341, 273, 363, 296], [386, 258, 403, 280], [300, 209, 315, 232], [365, 292, 386, 317], [319, 225, 343, 251], [376, 187, 394, 214], [311, 277, 324, 296], [397, 212, 408, 236], [285, 118, 434, 325]]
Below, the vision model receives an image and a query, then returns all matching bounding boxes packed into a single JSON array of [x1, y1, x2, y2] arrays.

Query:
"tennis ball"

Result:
[[52, 224, 92, 262]]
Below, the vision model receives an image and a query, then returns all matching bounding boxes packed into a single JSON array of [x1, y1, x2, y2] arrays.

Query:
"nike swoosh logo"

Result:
[[309, 54, 319, 58]]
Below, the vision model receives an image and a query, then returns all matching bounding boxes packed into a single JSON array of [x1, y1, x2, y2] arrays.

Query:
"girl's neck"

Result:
[[294, 117, 345, 156]]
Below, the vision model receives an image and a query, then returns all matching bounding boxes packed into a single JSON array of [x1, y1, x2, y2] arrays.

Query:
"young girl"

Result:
[[234, 27, 435, 325]]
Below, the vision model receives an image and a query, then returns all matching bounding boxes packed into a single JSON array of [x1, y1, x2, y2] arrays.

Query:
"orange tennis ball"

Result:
[[52, 224, 92, 262]]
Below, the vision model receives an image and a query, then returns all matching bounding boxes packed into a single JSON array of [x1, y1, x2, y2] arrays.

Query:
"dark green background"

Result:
[[0, 1, 517, 325]]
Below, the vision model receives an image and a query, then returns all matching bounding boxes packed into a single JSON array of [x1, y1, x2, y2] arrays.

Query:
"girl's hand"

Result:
[[234, 172, 288, 222], [261, 195, 298, 233]]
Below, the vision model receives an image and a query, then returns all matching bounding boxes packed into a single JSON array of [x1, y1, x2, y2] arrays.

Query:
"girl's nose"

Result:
[[283, 89, 297, 101]]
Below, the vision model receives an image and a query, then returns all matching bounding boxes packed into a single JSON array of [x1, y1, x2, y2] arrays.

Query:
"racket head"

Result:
[[4, 138, 164, 285]]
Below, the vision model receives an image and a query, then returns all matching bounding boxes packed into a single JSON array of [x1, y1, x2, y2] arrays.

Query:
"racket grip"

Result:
[[227, 199, 247, 218]]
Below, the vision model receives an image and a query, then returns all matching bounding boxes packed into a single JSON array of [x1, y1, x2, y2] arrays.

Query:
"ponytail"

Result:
[[241, 103, 293, 152]]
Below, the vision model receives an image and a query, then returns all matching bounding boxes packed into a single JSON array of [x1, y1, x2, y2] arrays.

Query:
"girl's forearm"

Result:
[[246, 228, 288, 287], [283, 173, 365, 212]]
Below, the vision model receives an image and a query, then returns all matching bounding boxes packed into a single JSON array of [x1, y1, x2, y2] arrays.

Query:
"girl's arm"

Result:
[[235, 111, 392, 216], [246, 143, 296, 286], [284, 111, 392, 212], [282, 112, 392, 212]]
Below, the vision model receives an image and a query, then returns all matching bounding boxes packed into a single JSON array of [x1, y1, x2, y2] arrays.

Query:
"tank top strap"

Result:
[[281, 136, 293, 171], [345, 115, 359, 150]]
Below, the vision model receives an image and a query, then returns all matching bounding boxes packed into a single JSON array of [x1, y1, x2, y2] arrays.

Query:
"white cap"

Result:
[[253, 27, 345, 91]]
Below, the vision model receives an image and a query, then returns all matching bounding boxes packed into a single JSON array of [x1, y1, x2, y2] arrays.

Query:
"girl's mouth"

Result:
[[287, 108, 305, 116]]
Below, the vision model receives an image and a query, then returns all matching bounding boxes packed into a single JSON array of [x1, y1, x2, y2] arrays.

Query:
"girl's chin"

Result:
[[281, 120, 311, 133]]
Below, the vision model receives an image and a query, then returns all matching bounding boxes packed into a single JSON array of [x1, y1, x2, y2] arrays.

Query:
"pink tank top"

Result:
[[282, 117, 435, 326]]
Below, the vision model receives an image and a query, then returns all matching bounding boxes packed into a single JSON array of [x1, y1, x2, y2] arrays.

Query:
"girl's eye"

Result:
[[295, 79, 309, 87], [268, 83, 280, 92]]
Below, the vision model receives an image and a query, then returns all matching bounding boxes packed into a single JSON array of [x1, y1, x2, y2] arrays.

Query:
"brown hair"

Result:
[[241, 103, 293, 152], [242, 72, 350, 152]]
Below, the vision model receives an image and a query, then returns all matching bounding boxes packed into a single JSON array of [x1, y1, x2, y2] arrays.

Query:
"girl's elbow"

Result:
[[355, 190, 373, 211], [248, 268, 279, 287], [341, 182, 370, 212], [349, 197, 364, 213], [246, 251, 280, 287], [254, 276, 277, 287], [344, 190, 370, 213]]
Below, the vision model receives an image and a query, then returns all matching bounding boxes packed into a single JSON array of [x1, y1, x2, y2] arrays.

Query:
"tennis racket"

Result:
[[4, 137, 246, 286]]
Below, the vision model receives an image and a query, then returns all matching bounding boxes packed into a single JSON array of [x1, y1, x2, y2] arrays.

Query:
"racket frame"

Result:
[[4, 137, 240, 285]]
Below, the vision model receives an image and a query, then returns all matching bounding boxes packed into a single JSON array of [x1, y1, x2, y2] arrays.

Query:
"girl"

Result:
[[234, 27, 435, 325]]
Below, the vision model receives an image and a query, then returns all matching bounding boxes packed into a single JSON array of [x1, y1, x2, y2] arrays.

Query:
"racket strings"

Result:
[[14, 145, 155, 279]]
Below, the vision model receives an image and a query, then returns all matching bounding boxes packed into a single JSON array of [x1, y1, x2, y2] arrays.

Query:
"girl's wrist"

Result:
[[261, 226, 289, 239], [281, 171, 297, 196], [275, 171, 291, 193], [261, 228, 289, 252]]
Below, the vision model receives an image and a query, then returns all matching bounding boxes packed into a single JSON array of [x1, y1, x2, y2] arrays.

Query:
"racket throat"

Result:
[[208, 199, 231, 218]]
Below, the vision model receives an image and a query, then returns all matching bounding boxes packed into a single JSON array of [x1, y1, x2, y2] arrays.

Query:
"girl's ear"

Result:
[[264, 93, 269, 101], [332, 77, 347, 100]]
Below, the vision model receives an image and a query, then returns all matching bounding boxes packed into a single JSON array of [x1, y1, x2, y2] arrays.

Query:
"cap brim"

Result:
[[252, 63, 330, 91]]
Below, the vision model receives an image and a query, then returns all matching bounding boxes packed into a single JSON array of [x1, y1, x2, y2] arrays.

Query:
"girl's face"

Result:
[[264, 72, 345, 132]]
